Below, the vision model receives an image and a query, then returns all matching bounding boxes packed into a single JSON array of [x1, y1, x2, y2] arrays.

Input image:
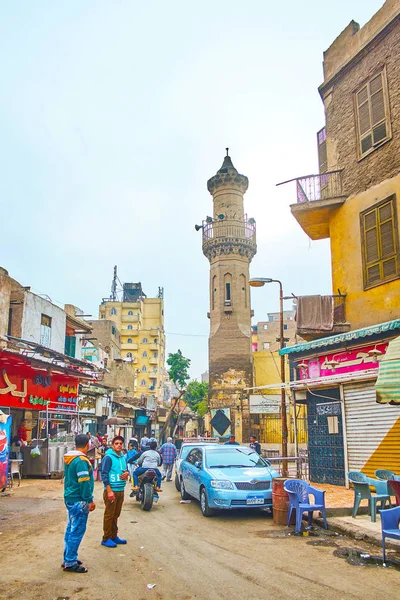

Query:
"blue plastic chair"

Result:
[[348, 471, 391, 522], [380, 505, 400, 563], [284, 479, 328, 534], [375, 469, 396, 481]]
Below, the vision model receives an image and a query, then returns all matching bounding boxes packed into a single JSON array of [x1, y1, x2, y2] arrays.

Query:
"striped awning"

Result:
[[376, 335, 400, 405]]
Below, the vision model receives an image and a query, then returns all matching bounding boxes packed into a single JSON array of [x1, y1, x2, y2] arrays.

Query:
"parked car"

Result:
[[179, 444, 280, 516], [174, 437, 219, 491]]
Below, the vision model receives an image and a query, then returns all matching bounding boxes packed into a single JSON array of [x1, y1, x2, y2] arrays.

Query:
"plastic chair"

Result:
[[388, 480, 400, 506], [348, 471, 391, 522], [380, 505, 400, 563], [284, 479, 328, 534], [375, 469, 396, 481]]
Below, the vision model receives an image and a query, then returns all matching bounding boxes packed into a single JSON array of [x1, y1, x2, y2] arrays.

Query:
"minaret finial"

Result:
[[226, 147, 229, 156]]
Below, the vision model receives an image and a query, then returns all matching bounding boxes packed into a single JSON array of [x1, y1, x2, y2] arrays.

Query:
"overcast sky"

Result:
[[0, 0, 384, 378]]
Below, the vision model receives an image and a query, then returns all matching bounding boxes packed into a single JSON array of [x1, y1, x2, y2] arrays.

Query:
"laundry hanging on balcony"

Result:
[[376, 335, 400, 405], [296, 295, 334, 331]]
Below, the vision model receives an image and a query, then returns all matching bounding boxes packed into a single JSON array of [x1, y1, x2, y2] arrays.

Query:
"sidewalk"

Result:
[[311, 482, 400, 551]]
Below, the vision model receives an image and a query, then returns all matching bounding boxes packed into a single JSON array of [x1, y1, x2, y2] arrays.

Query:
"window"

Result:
[[112, 325, 116, 334], [40, 314, 52, 347], [153, 338, 158, 344], [101, 314, 105, 319], [263, 324, 268, 330], [142, 352, 148, 358], [263, 342, 270, 350], [355, 68, 391, 159], [153, 367, 157, 372], [127, 324, 133, 330], [317, 127, 327, 173], [128, 310, 133, 315], [126, 352, 132, 358], [153, 352, 158, 358], [212, 275, 217, 311], [142, 366, 147, 372], [284, 324, 288, 330], [361, 196, 399, 288], [110, 308, 117, 315], [142, 338, 148, 344], [225, 282, 231, 301], [141, 379, 146, 386], [127, 338, 133, 343]]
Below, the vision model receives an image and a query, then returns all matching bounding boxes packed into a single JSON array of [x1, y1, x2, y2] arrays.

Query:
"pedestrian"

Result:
[[129, 435, 139, 451], [100, 435, 129, 548], [140, 434, 149, 450], [63, 433, 96, 573], [249, 435, 261, 455], [132, 440, 162, 492], [224, 435, 240, 446], [159, 437, 177, 481]]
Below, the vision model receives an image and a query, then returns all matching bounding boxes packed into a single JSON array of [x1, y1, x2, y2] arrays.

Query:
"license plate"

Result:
[[246, 495, 264, 505]]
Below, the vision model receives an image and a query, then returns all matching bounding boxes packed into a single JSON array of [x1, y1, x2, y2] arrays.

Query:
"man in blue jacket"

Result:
[[63, 433, 96, 573], [101, 435, 129, 548]]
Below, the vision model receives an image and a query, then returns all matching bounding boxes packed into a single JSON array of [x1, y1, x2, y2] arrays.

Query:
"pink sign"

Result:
[[298, 342, 388, 380]]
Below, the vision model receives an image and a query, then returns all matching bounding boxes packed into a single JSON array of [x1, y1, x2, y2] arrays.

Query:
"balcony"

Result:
[[149, 343, 158, 350], [121, 327, 138, 336], [295, 294, 351, 341], [202, 216, 257, 261], [121, 342, 138, 350], [149, 357, 158, 365], [287, 171, 347, 240], [122, 313, 141, 323]]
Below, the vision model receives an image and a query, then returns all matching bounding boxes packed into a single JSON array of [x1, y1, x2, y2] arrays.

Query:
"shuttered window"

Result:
[[355, 68, 391, 159], [317, 127, 327, 173], [361, 195, 399, 289]]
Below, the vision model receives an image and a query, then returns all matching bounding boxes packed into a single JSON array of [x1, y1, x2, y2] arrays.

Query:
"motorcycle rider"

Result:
[[131, 440, 162, 492]]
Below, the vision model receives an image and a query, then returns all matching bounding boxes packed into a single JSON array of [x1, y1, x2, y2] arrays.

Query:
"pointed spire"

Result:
[[217, 148, 238, 174]]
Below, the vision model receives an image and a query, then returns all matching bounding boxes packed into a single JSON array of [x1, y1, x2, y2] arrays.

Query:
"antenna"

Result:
[[111, 266, 117, 301]]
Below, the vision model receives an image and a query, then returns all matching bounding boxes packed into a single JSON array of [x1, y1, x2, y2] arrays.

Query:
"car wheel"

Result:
[[175, 473, 181, 492], [200, 487, 215, 517], [180, 480, 191, 500]]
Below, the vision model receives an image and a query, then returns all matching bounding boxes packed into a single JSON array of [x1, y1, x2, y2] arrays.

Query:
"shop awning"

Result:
[[279, 319, 400, 356], [136, 415, 150, 425], [376, 335, 400, 405]]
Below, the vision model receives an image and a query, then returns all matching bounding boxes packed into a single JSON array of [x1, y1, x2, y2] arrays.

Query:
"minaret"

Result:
[[201, 150, 256, 442]]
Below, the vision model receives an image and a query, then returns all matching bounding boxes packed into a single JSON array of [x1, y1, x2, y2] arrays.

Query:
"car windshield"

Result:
[[205, 448, 267, 469]]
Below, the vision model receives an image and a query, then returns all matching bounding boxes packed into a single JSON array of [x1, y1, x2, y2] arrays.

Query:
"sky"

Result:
[[0, 0, 385, 379]]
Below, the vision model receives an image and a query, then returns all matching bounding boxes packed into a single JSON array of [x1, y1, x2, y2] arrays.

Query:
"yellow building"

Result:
[[99, 282, 166, 405]]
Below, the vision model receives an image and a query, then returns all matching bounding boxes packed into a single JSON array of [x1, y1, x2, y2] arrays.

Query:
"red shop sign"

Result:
[[0, 354, 78, 412]]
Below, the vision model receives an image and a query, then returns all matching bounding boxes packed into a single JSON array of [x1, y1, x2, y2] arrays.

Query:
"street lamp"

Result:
[[249, 277, 288, 476]]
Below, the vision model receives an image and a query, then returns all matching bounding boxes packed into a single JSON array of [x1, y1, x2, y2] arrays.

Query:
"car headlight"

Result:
[[210, 480, 234, 490]]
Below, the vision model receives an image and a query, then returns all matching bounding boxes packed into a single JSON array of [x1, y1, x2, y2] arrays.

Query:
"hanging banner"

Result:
[[0, 413, 12, 490], [0, 354, 79, 412]]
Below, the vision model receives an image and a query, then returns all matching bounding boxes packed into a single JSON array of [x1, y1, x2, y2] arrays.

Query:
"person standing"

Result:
[[63, 433, 95, 573], [224, 435, 240, 446], [249, 435, 261, 455], [101, 435, 129, 548], [140, 434, 149, 450], [159, 437, 177, 481], [129, 435, 139, 451]]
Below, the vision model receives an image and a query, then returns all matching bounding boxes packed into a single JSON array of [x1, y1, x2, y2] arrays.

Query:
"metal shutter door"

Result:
[[344, 382, 400, 476]]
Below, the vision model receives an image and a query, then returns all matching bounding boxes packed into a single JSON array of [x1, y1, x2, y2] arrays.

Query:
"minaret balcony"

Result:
[[202, 216, 257, 261]]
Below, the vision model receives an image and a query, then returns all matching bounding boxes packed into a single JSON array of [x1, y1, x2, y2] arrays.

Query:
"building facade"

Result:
[[201, 151, 257, 442], [99, 282, 166, 405]]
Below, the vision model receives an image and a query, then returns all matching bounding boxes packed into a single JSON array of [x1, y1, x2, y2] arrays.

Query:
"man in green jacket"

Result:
[[101, 435, 129, 548], [63, 434, 96, 573]]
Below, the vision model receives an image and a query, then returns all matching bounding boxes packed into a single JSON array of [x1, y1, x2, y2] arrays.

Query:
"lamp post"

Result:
[[249, 277, 288, 476]]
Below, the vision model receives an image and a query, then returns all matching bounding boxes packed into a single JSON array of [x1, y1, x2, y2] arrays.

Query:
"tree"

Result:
[[159, 350, 191, 442], [184, 381, 208, 416]]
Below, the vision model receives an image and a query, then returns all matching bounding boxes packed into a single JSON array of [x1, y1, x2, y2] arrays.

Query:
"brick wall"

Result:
[[322, 20, 400, 199]]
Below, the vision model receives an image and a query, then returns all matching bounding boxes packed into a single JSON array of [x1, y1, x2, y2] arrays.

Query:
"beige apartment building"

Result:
[[99, 282, 166, 405]]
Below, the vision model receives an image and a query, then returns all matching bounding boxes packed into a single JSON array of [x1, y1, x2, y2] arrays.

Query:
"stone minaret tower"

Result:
[[201, 150, 257, 442]]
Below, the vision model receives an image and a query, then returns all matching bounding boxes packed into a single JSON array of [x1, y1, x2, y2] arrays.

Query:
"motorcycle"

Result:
[[135, 469, 159, 511]]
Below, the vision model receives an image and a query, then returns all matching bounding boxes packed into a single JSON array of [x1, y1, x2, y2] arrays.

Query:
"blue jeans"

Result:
[[133, 467, 161, 488], [64, 501, 89, 567]]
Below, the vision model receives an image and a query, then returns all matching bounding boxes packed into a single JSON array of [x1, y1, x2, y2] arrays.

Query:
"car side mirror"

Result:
[[194, 461, 202, 469]]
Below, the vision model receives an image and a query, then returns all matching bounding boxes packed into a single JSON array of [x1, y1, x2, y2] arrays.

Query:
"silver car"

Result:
[[175, 438, 219, 491]]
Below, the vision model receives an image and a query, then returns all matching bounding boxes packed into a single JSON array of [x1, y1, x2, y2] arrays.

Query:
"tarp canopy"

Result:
[[376, 335, 400, 405]]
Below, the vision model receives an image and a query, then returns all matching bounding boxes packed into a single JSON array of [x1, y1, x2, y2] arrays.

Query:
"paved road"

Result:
[[0, 478, 398, 600]]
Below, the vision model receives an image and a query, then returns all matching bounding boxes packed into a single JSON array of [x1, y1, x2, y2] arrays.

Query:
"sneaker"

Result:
[[129, 491, 136, 498], [113, 536, 127, 544], [131, 486, 139, 492], [162, 475, 166, 480], [101, 539, 117, 548]]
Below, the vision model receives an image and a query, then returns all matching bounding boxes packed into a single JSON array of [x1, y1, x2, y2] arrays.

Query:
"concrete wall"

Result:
[[22, 291, 66, 352], [0, 267, 11, 337], [86, 319, 121, 360], [330, 174, 400, 329]]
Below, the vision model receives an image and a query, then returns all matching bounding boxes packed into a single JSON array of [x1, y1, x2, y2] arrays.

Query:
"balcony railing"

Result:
[[296, 170, 344, 203], [202, 215, 256, 242]]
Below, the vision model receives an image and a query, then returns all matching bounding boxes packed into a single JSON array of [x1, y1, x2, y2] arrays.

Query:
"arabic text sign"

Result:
[[250, 394, 283, 414], [300, 342, 388, 380], [0, 356, 79, 411]]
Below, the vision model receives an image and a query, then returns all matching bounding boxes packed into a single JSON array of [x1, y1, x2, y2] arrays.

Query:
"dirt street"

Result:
[[0, 478, 399, 600]]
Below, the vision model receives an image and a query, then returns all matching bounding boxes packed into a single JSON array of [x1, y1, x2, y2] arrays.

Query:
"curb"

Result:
[[315, 516, 400, 552]]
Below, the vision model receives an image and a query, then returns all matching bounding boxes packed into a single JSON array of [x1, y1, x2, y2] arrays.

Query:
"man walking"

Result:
[[63, 433, 95, 573], [101, 435, 129, 548], [249, 435, 261, 455], [159, 437, 177, 481]]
